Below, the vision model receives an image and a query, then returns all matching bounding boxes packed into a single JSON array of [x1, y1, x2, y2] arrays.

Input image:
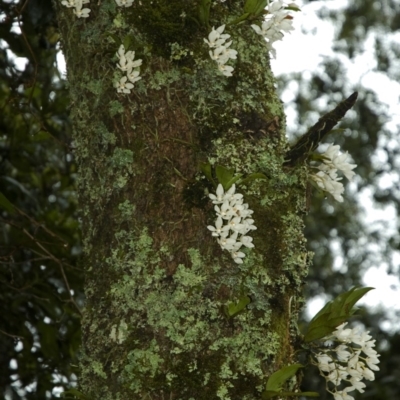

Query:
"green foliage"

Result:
[[266, 363, 303, 392], [262, 363, 319, 399], [198, 0, 211, 27], [240, 172, 268, 186], [215, 164, 243, 190], [224, 295, 251, 318], [0, 0, 82, 398], [200, 161, 215, 185], [304, 287, 374, 342], [244, 0, 268, 16]]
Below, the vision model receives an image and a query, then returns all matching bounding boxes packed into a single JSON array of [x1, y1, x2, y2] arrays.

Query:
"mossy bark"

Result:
[[56, 1, 310, 399]]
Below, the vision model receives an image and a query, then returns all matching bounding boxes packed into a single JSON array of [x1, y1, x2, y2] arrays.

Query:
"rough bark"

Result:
[[56, 1, 310, 399]]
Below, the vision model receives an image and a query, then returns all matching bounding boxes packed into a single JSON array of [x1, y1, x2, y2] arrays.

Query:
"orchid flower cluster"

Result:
[[204, 25, 238, 77], [312, 323, 380, 400], [310, 144, 357, 203], [207, 184, 256, 264], [251, 0, 296, 58], [114, 44, 142, 94], [61, 0, 90, 18]]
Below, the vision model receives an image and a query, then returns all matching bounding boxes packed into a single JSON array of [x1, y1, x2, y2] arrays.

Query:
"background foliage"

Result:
[[0, 0, 82, 398], [0, 0, 398, 399]]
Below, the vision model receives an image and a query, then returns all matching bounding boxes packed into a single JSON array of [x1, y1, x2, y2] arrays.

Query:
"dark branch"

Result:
[[284, 92, 358, 167]]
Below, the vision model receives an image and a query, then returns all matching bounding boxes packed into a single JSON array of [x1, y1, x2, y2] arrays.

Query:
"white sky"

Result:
[[271, 0, 400, 330]]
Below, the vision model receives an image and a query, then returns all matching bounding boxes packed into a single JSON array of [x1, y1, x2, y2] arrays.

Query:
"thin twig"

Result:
[[0, 329, 24, 340], [23, 228, 83, 316]]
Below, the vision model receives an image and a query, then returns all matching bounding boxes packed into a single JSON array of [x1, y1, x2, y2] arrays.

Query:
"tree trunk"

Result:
[[56, 1, 309, 399]]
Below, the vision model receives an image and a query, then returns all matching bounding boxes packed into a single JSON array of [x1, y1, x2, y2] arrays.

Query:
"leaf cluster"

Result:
[[304, 287, 374, 343]]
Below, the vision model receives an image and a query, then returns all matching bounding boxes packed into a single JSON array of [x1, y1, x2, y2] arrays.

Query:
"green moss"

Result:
[[86, 79, 104, 95], [92, 361, 107, 379], [125, 340, 164, 392], [112, 13, 126, 29], [170, 42, 193, 61], [95, 121, 116, 147], [111, 148, 134, 168], [148, 68, 182, 90], [118, 200, 136, 218], [101, 225, 290, 397], [109, 100, 124, 117]]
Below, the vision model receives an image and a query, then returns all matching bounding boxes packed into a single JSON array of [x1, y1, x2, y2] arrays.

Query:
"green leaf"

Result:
[[198, 0, 211, 27], [0, 192, 17, 215], [228, 12, 251, 25], [313, 287, 373, 321], [285, 5, 301, 12], [303, 318, 347, 343], [226, 174, 243, 188], [340, 286, 374, 315], [254, 0, 268, 15], [215, 165, 235, 189], [244, 0, 257, 13], [266, 364, 303, 392], [304, 287, 374, 342], [224, 296, 251, 318], [123, 36, 132, 50], [244, 0, 268, 15], [199, 162, 215, 185], [262, 391, 281, 399], [239, 172, 268, 185]]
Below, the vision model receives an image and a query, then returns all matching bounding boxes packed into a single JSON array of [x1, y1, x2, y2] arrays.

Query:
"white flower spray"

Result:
[[312, 323, 380, 400], [204, 25, 238, 77], [61, 0, 91, 18], [207, 184, 256, 264], [310, 144, 357, 202], [251, 0, 297, 58], [114, 44, 143, 94]]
